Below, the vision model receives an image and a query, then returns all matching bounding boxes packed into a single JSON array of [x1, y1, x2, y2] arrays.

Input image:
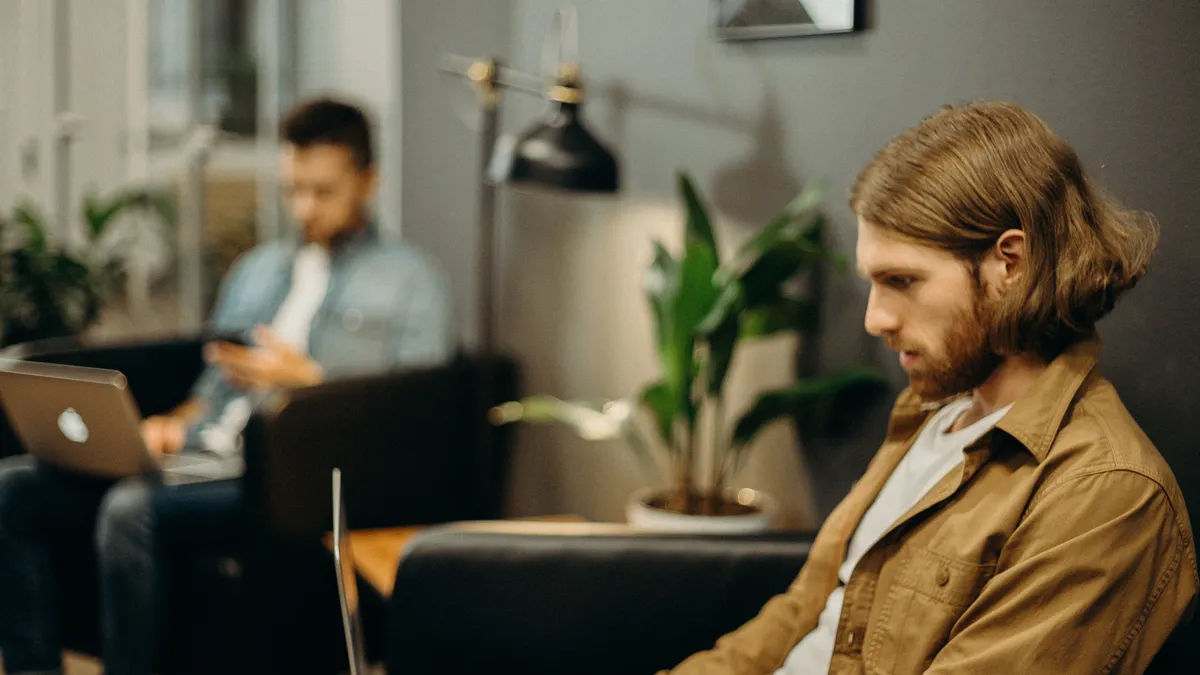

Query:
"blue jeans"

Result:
[[0, 455, 241, 675]]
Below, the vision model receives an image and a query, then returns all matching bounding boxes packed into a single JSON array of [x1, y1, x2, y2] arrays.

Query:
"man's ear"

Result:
[[979, 229, 1026, 295]]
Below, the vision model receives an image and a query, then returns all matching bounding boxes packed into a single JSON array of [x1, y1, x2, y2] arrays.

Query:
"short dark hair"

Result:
[[281, 97, 374, 170]]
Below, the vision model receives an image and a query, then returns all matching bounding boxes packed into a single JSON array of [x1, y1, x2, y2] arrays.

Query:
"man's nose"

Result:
[[864, 287, 900, 337], [292, 193, 318, 222]]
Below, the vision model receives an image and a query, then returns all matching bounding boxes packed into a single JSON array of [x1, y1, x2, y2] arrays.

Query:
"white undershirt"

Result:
[[776, 397, 1012, 674], [200, 244, 331, 455]]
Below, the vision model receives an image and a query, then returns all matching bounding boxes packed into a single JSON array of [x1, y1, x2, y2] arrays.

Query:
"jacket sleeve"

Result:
[[188, 248, 262, 403], [662, 579, 813, 675], [384, 252, 453, 367], [925, 469, 1198, 675]]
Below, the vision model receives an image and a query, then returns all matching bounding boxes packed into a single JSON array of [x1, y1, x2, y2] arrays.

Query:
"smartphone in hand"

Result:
[[206, 331, 253, 347]]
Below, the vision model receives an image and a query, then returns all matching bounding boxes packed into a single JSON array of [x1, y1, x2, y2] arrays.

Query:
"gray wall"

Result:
[[400, 0, 516, 347], [400, 0, 1200, 523]]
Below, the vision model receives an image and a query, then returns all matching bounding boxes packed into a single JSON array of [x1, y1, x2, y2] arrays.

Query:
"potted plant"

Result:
[[0, 187, 176, 347], [491, 172, 883, 532]]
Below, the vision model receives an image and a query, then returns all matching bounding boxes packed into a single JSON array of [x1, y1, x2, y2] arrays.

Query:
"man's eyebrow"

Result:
[[857, 266, 921, 281]]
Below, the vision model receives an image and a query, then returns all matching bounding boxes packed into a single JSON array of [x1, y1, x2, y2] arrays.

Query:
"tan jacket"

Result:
[[670, 340, 1197, 674]]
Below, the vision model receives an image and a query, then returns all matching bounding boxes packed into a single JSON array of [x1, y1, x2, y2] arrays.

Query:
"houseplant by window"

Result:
[[491, 173, 883, 532], [0, 188, 175, 347]]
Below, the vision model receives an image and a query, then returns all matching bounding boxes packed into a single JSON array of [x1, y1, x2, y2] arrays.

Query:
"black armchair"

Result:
[[386, 524, 813, 674], [0, 335, 518, 673]]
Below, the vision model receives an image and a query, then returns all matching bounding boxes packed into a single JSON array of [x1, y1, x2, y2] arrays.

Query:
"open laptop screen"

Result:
[[332, 468, 367, 675]]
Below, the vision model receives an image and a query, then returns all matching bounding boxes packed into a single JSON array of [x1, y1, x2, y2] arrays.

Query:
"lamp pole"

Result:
[[444, 57, 543, 355], [472, 60, 500, 355]]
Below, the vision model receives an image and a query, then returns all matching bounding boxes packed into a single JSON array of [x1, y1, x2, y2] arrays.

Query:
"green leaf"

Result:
[[735, 178, 827, 263], [487, 396, 617, 439], [705, 314, 739, 396], [640, 380, 675, 447], [729, 366, 888, 464], [695, 281, 742, 336], [678, 172, 719, 259], [82, 188, 177, 241], [675, 244, 720, 332], [489, 394, 663, 483], [644, 239, 678, 353], [12, 202, 47, 254], [740, 298, 819, 338], [82, 193, 104, 239], [800, 211, 824, 247], [645, 237, 721, 440], [665, 242, 720, 424], [784, 178, 828, 222], [739, 239, 828, 307]]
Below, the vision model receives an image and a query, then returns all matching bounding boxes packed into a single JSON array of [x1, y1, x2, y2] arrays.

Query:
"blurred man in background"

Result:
[[0, 97, 453, 675]]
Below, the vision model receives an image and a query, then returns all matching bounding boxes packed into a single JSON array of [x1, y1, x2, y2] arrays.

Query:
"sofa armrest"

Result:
[[4, 334, 207, 414], [385, 523, 813, 675], [242, 354, 519, 538]]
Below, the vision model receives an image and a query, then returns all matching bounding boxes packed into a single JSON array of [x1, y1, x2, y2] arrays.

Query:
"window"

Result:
[[148, 0, 258, 140]]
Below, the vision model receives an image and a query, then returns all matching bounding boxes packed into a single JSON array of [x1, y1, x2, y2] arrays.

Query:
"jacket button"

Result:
[[936, 567, 950, 586], [342, 308, 364, 332]]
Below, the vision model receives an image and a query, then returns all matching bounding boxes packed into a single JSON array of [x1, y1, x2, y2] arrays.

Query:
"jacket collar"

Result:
[[280, 216, 379, 261], [885, 338, 1101, 463], [994, 338, 1100, 462]]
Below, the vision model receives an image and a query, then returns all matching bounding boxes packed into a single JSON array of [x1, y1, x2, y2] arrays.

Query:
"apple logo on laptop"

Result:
[[57, 408, 89, 444]]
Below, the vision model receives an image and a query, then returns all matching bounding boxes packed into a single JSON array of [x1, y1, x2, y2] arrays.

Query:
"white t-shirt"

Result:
[[776, 396, 1012, 674], [200, 244, 331, 455]]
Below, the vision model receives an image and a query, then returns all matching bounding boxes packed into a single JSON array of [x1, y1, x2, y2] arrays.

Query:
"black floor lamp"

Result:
[[440, 6, 620, 355]]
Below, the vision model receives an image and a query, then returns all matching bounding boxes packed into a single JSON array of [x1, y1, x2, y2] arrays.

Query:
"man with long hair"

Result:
[[669, 101, 1196, 674]]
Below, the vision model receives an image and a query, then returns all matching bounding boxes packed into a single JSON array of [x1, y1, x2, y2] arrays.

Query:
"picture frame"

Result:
[[714, 0, 861, 41]]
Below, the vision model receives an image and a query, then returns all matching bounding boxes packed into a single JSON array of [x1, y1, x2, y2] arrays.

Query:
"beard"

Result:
[[892, 289, 1002, 401]]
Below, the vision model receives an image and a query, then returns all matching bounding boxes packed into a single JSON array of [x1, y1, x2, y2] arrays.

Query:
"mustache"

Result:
[[883, 337, 918, 353]]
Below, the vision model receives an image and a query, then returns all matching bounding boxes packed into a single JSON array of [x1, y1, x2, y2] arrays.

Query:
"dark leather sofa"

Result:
[[386, 516, 1194, 674]]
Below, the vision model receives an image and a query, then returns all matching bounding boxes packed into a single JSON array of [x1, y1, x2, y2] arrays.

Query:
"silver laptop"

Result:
[[332, 467, 369, 675], [0, 359, 241, 484]]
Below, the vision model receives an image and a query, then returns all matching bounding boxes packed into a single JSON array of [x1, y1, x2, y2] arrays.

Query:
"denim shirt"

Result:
[[186, 224, 453, 445]]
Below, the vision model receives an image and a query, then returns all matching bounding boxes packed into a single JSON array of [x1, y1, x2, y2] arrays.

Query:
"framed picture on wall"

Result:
[[714, 0, 860, 41]]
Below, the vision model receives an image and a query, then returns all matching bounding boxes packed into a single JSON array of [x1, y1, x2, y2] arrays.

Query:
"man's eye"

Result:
[[888, 276, 915, 290]]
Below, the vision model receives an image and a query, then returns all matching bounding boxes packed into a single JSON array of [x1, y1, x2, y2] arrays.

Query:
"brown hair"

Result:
[[850, 101, 1159, 360]]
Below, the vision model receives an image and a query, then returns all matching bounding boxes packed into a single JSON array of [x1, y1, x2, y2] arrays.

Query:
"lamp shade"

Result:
[[507, 99, 619, 193]]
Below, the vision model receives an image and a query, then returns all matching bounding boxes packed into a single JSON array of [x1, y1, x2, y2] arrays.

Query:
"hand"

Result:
[[141, 415, 187, 457], [205, 325, 324, 392]]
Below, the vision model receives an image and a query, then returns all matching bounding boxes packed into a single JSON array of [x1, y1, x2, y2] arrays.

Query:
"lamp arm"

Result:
[[438, 55, 545, 99]]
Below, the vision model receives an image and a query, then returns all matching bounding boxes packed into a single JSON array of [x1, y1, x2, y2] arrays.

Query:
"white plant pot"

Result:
[[626, 486, 777, 534]]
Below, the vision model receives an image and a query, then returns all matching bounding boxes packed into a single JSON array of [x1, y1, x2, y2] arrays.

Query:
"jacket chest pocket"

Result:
[[865, 547, 996, 675], [313, 306, 392, 375]]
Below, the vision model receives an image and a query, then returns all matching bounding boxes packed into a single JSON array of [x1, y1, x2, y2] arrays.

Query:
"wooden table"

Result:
[[330, 515, 625, 597]]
